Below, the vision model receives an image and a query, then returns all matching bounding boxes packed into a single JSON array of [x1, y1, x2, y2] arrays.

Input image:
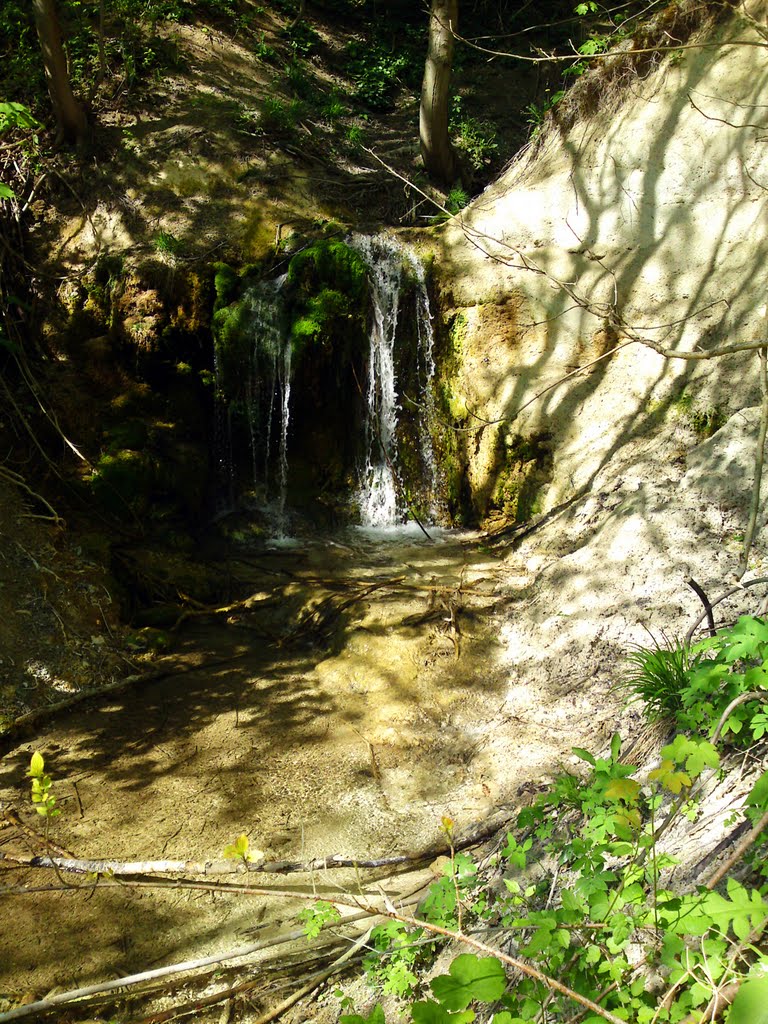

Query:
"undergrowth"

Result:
[[295, 617, 768, 1024]]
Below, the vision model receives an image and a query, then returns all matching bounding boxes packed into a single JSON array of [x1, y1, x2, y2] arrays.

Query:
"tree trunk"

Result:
[[420, 0, 459, 188], [32, 0, 89, 148]]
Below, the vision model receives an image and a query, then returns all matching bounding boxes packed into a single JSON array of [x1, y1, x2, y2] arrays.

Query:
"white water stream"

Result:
[[351, 234, 438, 527], [215, 236, 437, 531]]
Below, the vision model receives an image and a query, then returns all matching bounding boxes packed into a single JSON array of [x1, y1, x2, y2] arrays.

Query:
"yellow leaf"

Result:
[[605, 778, 641, 804], [28, 752, 45, 777], [649, 759, 691, 794]]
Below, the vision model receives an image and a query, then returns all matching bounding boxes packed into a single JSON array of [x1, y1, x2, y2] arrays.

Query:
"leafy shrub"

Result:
[[282, 20, 320, 56], [450, 97, 500, 174], [446, 187, 468, 214], [302, 726, 768, 1023], [345, 39, 409, 111], [621, 638, 701, 720], [260, 97, 305, 133], [622, 617, 768, 744]]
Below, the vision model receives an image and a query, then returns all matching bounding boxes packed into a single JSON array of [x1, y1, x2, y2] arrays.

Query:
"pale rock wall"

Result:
[[424, 6, 768, 816], [434, 6, 768, 521]]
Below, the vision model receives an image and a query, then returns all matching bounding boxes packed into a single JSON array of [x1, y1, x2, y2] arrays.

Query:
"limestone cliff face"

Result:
[[431, 5, 768, 529], [415, 5, 768, 771]]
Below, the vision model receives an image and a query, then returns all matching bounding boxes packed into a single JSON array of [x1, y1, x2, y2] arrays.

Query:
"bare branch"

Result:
[[688, 92, 767, 129]]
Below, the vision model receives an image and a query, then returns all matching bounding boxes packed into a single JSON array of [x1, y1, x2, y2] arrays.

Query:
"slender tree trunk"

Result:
[[32, 0, 89, 148], [420, 0, 459, 188]]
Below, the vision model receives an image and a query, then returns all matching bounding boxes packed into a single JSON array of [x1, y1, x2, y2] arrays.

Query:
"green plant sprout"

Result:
[[27, 751, 60, 819], [222, 833, 262, 864]]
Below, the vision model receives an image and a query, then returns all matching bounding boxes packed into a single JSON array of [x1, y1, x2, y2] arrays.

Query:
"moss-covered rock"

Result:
[[489, 430, 553, 525], [287, 237, 368, 303]]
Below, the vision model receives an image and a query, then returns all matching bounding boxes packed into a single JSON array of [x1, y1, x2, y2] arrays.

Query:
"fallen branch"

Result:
[[1, 809, 514, 879], [134, 930, 371, 1024], [0, 903, 385, 1024], [685, 577, 716, 637], [705, 808, 768, 890], [684, 577, 768, 644]]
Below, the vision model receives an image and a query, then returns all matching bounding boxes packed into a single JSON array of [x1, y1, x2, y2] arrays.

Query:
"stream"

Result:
[[0, 525, 512, 992]]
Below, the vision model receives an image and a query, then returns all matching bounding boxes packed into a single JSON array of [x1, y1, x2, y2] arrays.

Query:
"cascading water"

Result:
[[213, 275, 292, 533], [213, 236, 438, 531], [351, 234, 438, 527]]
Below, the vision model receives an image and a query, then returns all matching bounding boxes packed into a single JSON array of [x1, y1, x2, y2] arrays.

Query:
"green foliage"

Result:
[[344, 39, 409, 111], [282, 20, 320, 57], [0, 101, 39, 133], [323, 697, 765, 1024], [364, 920, 425, 996], [0, 100, 40, 200], [260, 97, 305, 134], [153, 230, 184, 256], [622, 617, 768, 744], [446, 188, 469, 214], [291, 289, 352, 350], [27, 752, 60, 818], [430, 954, 506, 1009], [89, 448, 156, 517], [213, 262, 239, 311], [286, 237, 368, 360], [299, 899, 342, 939], [341, 1005, 385, 1024], [288, 237, 368, 303], [729, 976, 768, 1024], [525, 91, 565, 136], [622, 638, 701, 721], [254, 33, 277, 62], [450, 97, 500, 174], [212, 298, 254, 399]]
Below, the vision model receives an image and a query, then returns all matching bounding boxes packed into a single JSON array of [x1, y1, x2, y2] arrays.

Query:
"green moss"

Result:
[[287, 238, 368, 303], [291, 288, 355, 354], [213, 262, 239, 311], [212, 300, 253, 400], [690, 406, 726, 439], [671, 388, 726, 439], [490, 431, 553, 524]]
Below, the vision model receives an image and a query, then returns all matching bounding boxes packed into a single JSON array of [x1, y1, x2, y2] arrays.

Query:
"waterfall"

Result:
[[213, 237, 437, 531], [213, 275, 292, 533], [351, 234, 437, 528]]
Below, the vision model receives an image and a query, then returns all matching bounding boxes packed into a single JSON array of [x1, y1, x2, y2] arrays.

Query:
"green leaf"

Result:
[[572, 747, 596, 766], [430, 955, 507, 1010], [342, 1005, 385, 1024], [659, 735, 719, 777], [745, 769, 768, 811], [744, 664, 768, 689], [649, 758, 691, 794], [412, 1001, 475, 1024], [718, 616, 768, 663], [0, 182, 15, 200], [728, 977, 768, 1024], [605, 778, 641, 804], [610, 732, 622, 761]]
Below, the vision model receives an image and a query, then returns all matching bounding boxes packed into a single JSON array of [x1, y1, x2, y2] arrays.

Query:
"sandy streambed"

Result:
[[0, 527, 517, 995]]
